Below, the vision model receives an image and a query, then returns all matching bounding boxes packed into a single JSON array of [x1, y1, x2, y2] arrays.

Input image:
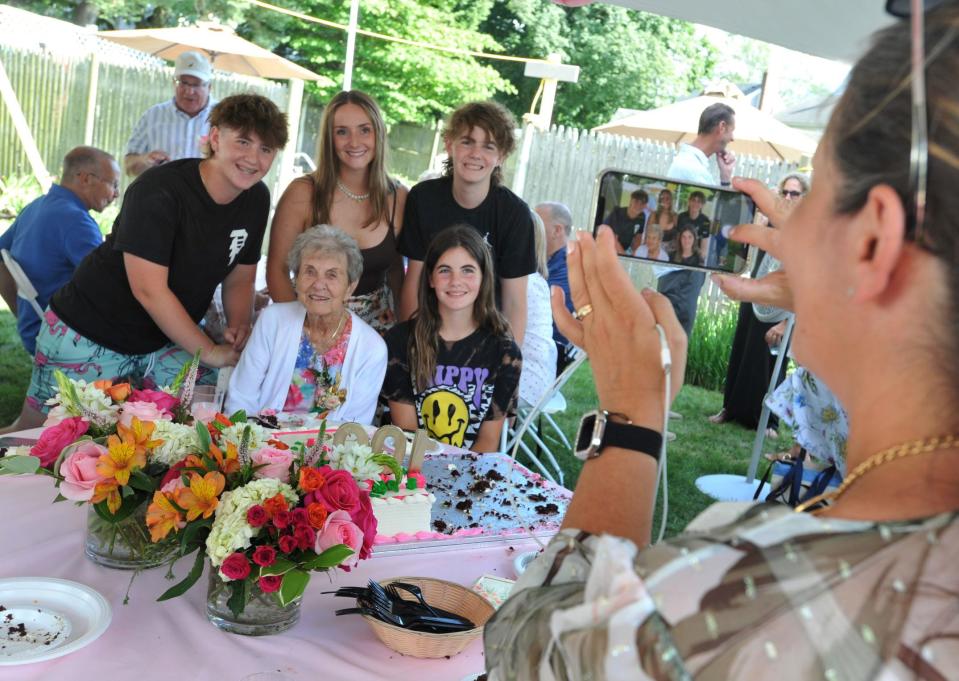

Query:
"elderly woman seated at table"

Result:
[[226, 225, 386, 423], [485, 6, 959, 678]]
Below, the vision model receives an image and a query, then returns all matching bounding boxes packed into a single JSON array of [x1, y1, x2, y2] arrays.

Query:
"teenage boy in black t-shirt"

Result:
[[398, 101, 535, 343], [6, 95, 288, 433]]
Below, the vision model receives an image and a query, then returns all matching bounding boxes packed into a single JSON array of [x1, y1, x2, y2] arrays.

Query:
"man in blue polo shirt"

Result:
[[124, 51, 216, 177], [0, 146, 119, 354]]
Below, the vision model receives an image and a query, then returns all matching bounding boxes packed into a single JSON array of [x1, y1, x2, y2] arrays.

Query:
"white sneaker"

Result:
[[669, 410, 683, 420], [666, 431, 677, 442]]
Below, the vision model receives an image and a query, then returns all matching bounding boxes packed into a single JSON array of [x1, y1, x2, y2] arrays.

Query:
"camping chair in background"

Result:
[[501, 347, 587, 485], [1, 248, 45, 319]]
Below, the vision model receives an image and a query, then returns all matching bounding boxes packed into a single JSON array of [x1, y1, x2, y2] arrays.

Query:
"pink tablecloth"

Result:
[[0, 474, 544, 681]]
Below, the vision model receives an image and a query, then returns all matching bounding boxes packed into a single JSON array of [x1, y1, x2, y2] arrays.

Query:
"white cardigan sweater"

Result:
[[225, 302, 387, 425]]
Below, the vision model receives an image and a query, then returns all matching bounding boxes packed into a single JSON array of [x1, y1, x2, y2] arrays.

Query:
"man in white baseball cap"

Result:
[[124, 50, 217, 177]]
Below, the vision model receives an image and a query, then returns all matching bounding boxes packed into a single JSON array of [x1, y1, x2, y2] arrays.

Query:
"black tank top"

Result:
[[305, 177, 399, 296]]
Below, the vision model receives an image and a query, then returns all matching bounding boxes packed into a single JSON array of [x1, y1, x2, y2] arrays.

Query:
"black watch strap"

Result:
[[601, 421, 663, 460]]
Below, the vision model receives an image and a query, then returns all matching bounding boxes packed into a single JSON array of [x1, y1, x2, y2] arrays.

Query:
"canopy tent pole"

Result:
[[343, 0, 360, 90]]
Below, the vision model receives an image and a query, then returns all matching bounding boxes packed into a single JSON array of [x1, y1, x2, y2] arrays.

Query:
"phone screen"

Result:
[[593, 169, 755, 275]]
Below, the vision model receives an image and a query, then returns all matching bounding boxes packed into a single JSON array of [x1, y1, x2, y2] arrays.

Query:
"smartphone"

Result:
[[592, 169, 755, 275]]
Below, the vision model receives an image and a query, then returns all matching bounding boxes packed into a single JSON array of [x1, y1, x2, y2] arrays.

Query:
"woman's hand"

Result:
[[551, 226, 687, 431], [711, 177, 795, 312]]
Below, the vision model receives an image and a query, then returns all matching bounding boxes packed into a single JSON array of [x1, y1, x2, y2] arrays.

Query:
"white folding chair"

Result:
[[1, 248, 45, 319], [502, 347, 587, 485]]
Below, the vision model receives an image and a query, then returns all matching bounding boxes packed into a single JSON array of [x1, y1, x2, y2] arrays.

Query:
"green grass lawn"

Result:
[[0, 303, 783, 540], [510, 360, 789, 538], [0, 305, 32, 422]]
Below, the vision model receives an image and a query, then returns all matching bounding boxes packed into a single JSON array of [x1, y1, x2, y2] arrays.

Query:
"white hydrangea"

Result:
[[205, 478, 298, 567], [217, 422, 268, 453], [45, 379, 118, 428], [328, 440, 383, 482], [149, 421, 202, 467]]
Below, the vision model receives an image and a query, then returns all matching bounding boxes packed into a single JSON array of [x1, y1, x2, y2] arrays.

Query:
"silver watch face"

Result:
[[574, 409, 606, 461]]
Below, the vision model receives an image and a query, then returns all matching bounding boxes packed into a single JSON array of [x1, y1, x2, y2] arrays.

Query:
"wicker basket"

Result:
[[361, 576, 495, 659]]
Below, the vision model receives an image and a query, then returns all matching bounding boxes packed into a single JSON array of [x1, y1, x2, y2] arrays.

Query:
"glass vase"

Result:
[[206, 566, 302, 636], [84, 501, 172, 570]]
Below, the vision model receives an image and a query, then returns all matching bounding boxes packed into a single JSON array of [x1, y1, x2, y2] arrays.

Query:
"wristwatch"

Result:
[[574, 410, 663, 461]]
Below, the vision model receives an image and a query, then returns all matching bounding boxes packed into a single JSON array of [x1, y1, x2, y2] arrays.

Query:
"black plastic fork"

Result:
[[387, 582, 442, 618], [334, 606, 473, 632]]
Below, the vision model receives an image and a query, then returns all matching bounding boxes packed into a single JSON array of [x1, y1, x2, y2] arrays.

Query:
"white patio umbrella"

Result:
[[98, 22, 323, 81], [594, 86, 818, 162]]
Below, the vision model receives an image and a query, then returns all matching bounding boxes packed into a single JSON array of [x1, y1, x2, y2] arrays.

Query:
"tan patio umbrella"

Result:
[[594, 86, 818, 162], [98, 22, 323, 81]]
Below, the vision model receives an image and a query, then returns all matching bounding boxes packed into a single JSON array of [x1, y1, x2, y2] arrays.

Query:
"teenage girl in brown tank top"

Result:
[[267, 90, 408, 333]]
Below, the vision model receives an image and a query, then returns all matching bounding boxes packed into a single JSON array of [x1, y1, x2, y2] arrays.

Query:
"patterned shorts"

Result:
[[26, 310, 216, 413]]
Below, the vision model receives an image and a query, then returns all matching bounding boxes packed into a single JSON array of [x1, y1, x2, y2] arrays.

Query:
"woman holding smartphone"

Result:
[[267, 90, 406, 333], [381, 225, 522, 452]]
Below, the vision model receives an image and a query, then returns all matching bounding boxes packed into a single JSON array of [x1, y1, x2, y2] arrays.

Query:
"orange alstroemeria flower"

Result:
[[96, 434, 146, 486], [298, 467, 326, 493], [146, 491, 183, 542], [117, 416, 163, 457], [175, 471, 225, 521], [91, 480, 122, 514]]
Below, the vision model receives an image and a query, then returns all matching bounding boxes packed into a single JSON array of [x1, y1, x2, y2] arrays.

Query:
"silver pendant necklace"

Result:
[[336, 180, 370, 202]]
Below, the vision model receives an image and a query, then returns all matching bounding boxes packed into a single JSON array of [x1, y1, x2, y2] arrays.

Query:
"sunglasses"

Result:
[[885, 0, 952, 250], [780, 189, 803, 199]]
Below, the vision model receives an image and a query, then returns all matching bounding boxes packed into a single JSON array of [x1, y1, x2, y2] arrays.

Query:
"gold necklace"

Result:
[[794, 434, 959, 513], [307, 310, 347, 351]]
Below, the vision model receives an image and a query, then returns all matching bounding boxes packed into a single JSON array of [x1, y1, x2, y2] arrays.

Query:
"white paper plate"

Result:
[[0, 578, 111, 665], [513, 550, 541, 578]]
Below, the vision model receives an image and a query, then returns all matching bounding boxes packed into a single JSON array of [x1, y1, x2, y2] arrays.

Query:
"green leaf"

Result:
[[278, 568, 310, 607], [0, 455, 41, 475], [178, 517, 212, 553], [53, 369, 81, 412], [227, 577, 251, 619], [258, 556, 296, 576], [301, 544, 353, 571], [170, 349, 201, 394], [92, 494, 142, 523], [127, 468, 156, 493], [195, 421, 212, 453], [156, 548, 206, 601], [228, 410, 246, 424]]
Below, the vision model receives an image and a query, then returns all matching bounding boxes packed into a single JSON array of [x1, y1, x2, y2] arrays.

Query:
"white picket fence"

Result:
[[511, 124, 800, 314]]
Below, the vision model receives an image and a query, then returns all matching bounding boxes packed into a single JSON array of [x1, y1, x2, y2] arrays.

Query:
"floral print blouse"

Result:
[[283, 317, 352, 413]]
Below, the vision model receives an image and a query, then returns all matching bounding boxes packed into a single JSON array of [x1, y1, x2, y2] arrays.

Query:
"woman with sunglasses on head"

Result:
[[381, 225, 522, 452], [485, 5, 959, 677], [707, 171, 809, 435], [267, 91, 407, 334]]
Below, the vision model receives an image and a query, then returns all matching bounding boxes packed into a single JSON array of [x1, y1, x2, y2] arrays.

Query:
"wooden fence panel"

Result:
[[1, 43, 289, 198]]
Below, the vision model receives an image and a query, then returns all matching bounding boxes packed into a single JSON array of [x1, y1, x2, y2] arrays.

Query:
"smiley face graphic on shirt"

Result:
[[420, 389, 469, 447]]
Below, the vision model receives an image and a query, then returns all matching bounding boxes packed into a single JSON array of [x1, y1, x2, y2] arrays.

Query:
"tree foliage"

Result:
[[481, 0, 717, 129], [14, 0, 716, 129], [272, 0, 512, 124]]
